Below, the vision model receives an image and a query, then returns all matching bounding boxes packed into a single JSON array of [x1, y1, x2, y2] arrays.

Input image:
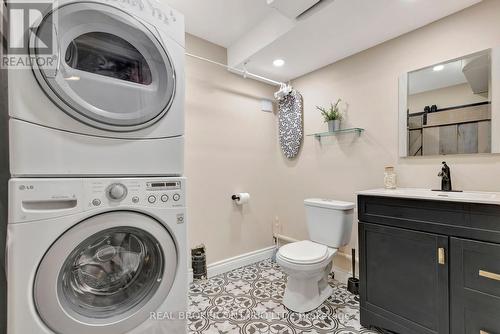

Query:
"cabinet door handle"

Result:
[[438, 248, 446, 265], [479, 270, 500, 282]]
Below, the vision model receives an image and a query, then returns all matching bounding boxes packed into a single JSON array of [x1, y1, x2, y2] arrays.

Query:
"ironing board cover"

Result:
[[278, 90, 303, 159]]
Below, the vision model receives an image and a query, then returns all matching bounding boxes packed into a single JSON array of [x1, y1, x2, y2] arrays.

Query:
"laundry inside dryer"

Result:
[[65, 32, 153, 85]]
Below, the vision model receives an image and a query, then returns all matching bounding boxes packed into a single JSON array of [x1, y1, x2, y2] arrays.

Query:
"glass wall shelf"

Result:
[[308, 128, 365, 138]]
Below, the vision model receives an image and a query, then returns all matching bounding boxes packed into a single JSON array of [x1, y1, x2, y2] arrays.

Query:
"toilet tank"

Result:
[[304, 199, 355, 248]]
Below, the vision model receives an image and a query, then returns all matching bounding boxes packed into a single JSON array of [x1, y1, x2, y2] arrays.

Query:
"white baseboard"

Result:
[[187, 245, 358, 285], [333, 252, 359, 284], [332, 254, 359, 285], [189, 246, 276, 283], [332, 265, 356, 284]]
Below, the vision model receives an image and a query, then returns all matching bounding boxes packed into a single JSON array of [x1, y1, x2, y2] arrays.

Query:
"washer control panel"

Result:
[[87, 177, 185, 209], [8, 178, 186, 223]]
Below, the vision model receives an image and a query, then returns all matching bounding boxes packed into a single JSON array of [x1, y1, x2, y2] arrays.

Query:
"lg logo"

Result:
[[19, 185, 34, 190]]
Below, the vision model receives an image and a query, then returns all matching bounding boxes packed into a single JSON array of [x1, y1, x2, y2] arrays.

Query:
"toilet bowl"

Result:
[[277, 199, 354, 313], [277, 240, 337, 312]]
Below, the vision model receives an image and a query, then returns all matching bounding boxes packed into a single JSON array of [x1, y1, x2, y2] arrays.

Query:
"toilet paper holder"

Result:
[[232, 193, 250, 205]]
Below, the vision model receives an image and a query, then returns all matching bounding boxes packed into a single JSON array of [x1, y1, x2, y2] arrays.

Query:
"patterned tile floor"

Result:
[[188, 259, 381, 334]]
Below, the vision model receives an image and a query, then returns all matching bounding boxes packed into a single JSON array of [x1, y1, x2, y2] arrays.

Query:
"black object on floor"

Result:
[[347, 248, 360, 295], [191, 245, 207, 280]]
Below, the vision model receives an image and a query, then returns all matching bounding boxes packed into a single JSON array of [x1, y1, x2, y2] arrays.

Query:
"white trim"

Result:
[[491, 47, 500, 153], [332, 265, 359, 285], [334, 252, 359, 284], [186, 244, 360, 286], [188, 246, 276, 283], [399, 73, 409, 157]]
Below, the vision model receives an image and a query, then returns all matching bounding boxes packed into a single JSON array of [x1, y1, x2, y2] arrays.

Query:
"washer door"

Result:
[[35, 211, 178, 334], [30, 2, 176, 131]]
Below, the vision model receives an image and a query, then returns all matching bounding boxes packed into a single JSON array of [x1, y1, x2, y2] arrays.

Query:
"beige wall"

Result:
[[184, 34, 278, 264], [184, 0, 500, 270], [274, 0, 500, 269]]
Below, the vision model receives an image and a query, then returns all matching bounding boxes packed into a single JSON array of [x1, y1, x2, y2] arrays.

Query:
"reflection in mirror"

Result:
[[406, 50, 491, 156]]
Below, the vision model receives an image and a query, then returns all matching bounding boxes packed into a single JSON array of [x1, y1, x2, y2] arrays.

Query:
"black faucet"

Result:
[[438, 161, 452, 192]]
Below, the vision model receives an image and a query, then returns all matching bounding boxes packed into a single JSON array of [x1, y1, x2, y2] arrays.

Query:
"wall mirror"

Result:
[[399, 49, 500, 157]]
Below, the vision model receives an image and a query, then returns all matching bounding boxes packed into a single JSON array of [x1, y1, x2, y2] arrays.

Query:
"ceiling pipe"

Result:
[[186, 52, 294, 101]]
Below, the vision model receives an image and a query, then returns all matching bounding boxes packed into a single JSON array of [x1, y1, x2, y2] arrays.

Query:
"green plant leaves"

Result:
[[316, 98, 343, 122]]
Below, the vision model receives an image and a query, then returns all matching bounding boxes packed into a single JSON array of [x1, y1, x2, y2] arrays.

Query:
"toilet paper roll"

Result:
[[235, 193, 250, 205]]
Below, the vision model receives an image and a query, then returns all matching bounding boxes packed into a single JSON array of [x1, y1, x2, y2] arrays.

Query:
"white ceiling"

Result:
[[168, 0, 483, 83], [166, 0, 271, 47]]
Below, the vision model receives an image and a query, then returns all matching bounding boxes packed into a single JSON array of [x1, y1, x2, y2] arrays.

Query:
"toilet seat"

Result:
[[278, 240, 329, 264]]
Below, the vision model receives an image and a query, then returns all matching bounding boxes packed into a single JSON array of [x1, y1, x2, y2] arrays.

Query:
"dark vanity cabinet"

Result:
[[358, 195, 500, 334], [359, 223, 449, 334]]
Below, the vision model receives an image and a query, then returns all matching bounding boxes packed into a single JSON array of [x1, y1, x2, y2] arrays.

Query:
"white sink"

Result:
[[357, 188, 500, 205]]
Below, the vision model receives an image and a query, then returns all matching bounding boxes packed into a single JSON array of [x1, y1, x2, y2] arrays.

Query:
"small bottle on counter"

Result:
[[384, 166, 397, 189]]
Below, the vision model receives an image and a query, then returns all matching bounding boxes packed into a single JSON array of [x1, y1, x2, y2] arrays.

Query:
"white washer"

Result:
[[7, 177, 187, 334], [9, 0, 185, 176]]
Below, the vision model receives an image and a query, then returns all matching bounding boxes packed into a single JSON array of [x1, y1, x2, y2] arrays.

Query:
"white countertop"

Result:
[[357, 188, 500, 206]]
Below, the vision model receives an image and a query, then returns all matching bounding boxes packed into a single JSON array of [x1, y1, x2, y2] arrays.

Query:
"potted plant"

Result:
[[316, 99, 343, 132]]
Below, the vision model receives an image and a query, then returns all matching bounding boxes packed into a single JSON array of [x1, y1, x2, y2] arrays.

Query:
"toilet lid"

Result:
[[279, 240, 329, 264]]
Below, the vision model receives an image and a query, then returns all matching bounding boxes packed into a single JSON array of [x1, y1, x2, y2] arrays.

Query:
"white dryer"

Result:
[[7, 177, 187, 334], [9, 0, 185, 176]]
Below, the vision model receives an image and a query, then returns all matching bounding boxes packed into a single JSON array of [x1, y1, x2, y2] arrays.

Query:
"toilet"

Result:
[[276, 198, 354, 313]]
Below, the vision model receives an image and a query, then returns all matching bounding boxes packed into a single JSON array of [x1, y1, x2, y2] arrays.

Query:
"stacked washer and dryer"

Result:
[[6, 0, 187, 333]]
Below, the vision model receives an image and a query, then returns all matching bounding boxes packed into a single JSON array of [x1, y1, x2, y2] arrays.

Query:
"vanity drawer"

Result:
[[462, 240, 500, 298], [358, 196, 500, 243], [358, 195, 468, 228], [464, 307, 500, 334], [451, 238, 500, 334], [469, 203, 500, 234]]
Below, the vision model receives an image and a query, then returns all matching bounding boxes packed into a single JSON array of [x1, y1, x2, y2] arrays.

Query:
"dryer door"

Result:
[[34, 211, 178, 334], [30, 2, 176, 131]]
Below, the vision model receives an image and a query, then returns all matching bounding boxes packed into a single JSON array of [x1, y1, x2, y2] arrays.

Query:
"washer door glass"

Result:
[[60, 226, 162, 319], [34, 212, 178, 334], [30, 2, 176, 131]]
